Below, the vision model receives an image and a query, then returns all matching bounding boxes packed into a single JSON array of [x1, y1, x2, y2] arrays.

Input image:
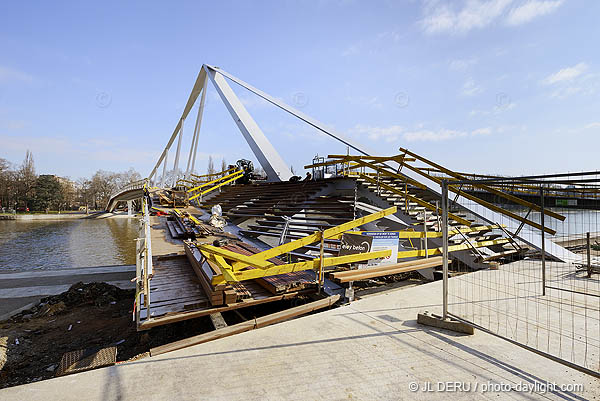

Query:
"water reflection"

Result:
[[0, 218, 139, 271]]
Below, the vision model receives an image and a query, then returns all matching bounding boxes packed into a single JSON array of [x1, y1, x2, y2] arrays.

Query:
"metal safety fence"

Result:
[[441, 171, 600, 377]]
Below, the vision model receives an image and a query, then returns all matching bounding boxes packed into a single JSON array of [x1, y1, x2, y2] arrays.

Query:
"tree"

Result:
[[114, 167, 142, 189], [31, 175, 63, 212], [254, 166, 266, 179], [58, 177, 77, 210], [220, 158, 227, 177], [0, 158, 14, 210], [16, 150, 37, 208], [76, 177, 92, 211], [207, 156, 215, 176], [89, 170, 118, 209]]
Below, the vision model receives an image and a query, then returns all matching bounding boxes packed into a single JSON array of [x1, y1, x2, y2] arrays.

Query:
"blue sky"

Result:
[[0, 0, 598, 180]]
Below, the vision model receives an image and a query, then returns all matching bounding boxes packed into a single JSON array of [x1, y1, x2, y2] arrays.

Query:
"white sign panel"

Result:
[[362, 232, 399, 266]]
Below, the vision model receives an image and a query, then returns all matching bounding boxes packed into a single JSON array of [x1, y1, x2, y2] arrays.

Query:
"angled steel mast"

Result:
[[149, 65, 292, 184]]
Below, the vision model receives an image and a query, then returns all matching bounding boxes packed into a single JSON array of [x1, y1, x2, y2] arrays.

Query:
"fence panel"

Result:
[[443, 172, 600, 376]]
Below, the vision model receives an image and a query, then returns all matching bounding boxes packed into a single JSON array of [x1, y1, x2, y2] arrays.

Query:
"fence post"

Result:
[[540, 186, 546, 296], [318, 229, 325, 293], [587, 232, 592, 278], [423, 210, 428, 259], [441, 180, 449, 320]]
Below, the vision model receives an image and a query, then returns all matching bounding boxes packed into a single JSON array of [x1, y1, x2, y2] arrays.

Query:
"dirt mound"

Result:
[[5, 282, 132, 324], [40, 281, 131, 308]]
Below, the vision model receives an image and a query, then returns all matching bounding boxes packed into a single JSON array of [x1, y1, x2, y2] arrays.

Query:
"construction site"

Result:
[[1, 64, 599, 399]]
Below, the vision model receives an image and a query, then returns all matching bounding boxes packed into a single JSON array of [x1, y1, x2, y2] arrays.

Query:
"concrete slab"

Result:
[[0, 265, 135, 317], [1, 277, 597, 400]]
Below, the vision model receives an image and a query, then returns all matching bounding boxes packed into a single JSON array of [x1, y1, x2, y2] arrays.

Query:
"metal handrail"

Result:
[[136, 193, 153, 326], [109, 178, 148, 200]]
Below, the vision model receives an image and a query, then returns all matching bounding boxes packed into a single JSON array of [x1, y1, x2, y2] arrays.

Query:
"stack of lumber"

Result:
[[184, 241, 276, 305], [166, 210, 211, 239], [184, 240, 236, 305], [157, 189, 187, 207], [329, 256, 448, 283]]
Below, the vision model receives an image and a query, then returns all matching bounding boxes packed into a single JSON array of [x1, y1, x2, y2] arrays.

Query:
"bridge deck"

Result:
[[137, 208, 315, 330]]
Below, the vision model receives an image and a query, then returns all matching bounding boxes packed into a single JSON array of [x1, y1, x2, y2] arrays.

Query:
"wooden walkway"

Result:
[[137, 209, 318, 330]]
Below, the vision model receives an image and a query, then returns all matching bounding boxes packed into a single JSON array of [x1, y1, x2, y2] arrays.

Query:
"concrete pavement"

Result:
[[1, 274, 597, 400]]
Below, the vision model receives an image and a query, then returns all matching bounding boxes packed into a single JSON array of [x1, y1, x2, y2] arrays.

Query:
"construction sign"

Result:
[[362, 232, 399, 266], [339, 233, 373, 256]]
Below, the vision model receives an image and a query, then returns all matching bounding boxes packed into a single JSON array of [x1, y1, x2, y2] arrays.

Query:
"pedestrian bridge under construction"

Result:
[[101, 65, 599, 379]]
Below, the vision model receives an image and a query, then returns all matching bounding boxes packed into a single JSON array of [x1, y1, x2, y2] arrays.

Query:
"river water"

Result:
[[0, 218, 139, 271]]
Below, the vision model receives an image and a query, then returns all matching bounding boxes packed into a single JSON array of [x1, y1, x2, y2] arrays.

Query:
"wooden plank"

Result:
[[333, 258, 448, 283], [150, 295, 340, 355], [184, 243, 225, 306], [223, 289, 237, 304], [138, 290, 311, 329], [331, 257, 443, 279]]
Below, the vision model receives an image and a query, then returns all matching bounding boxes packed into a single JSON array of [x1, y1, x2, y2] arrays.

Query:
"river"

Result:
[[0, 218, 139, 271]]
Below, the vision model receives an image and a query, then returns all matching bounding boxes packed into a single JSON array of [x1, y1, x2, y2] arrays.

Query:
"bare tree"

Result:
[[207, 156, 215, 176], [17, 150, 37, 208], [220, 158, 227, 177]]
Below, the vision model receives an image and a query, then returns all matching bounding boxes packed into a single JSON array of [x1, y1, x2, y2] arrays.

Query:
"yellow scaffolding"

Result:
[[198, 206, 398, 284]]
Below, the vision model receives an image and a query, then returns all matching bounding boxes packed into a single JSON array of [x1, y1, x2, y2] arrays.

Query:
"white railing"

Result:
[[135, 193, 153, 326], [110, 178, 148, 201]]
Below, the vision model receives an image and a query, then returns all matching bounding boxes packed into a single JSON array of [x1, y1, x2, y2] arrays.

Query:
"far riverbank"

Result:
[[0, 212, 136, 220]]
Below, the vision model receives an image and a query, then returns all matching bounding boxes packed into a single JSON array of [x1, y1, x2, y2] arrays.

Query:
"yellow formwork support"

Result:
[[396, 238, 510, 259], [198, 244, 274, 270], [359, 174, 472, 227], [173, 208, 201, 225], [191, 167, 237, 180], [188, 169, 243, 193], [200, 206, 397, 271], [397, 160, 557, 235], [201, 206, 398, 284], [399, 147, 565, 222], [251, 206, 397, 261], [331, 224, 504, 240], [188, 170, 245, 201], [210, 249, 392, 284]]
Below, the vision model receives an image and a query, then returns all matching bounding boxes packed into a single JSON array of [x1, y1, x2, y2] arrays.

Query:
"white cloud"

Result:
[[403, 127, 491, 141], [461, 78, 484, 96], [350, 124, 404, 142], [449, 57, 478, 71], [506, 0, 564, 25], [344, 95, 383, 109], [584, 122, 600, 130], [403, 129, 468, 141], [420, 0, 514, 35], [341, 44, 360, 57], [420, 0, 563, 35], [0, 66, 33, 83], [350, 124, 493, 143], [543, 62, 588, 85], [472, 127, 492, 135]]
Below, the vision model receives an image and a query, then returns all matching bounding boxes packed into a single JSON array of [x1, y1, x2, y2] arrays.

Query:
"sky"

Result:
[[0, 0, 599, 180]]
